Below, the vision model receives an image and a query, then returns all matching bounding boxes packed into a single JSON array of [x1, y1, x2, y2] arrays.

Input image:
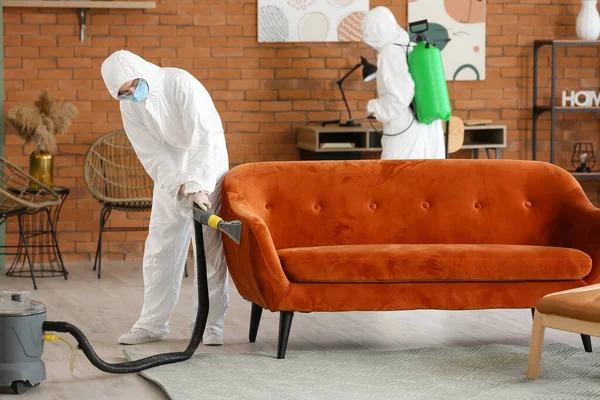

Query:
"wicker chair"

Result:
[[0, 156, 63, 289], [84, 130, 153, 279], [84, 130, 190, 279]]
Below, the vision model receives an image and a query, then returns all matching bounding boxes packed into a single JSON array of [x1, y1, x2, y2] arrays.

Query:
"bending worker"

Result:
[[101, 50, 230, 346], [362, 6, 445, 159]]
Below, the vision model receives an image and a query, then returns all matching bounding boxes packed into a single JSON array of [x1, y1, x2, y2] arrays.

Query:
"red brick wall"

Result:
[[3, 0, 600, 262]]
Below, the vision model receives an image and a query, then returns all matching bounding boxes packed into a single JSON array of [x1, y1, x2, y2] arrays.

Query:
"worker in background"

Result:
[[101, 50, 230, 346], [362, 6, 445, 159]]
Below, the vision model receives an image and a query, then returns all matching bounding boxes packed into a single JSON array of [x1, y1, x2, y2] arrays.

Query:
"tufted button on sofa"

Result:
[[220, 159, 600, 359]]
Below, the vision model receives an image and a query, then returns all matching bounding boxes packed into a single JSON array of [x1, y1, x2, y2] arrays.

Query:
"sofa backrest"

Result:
[[221, 159, 584, 249]]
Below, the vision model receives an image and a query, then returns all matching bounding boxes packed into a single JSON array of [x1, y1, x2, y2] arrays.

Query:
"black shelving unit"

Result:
[[532, 40, 600, 171]]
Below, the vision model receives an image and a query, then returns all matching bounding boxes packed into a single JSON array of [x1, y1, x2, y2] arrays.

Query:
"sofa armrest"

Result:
[[221, 191, 290, 310], [553, 188, 600, 285]]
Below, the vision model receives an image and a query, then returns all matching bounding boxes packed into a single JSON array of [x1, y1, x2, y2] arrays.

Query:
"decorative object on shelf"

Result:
[[571, 142, 596, 172], [6, 90, 78, 189], [258, 0, 369, 42], [531, 40, 600, 165], [562, 89, 600, 107], [408, 0, 487, 81], [576, 0, 600, 40], [322, 56, 377, 127]]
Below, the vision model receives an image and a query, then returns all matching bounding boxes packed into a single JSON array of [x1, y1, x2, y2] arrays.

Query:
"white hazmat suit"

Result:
[[362, 6, 446, 160], [101, 50, 230, 345]]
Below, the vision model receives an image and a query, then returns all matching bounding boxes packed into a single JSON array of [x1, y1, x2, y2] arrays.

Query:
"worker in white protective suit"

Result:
[[362, 6, 445, 159], [100, 50, 230, 346]]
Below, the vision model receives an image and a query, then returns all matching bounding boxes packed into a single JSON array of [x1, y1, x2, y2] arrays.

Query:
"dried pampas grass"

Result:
[[6, 90, 79, 153]]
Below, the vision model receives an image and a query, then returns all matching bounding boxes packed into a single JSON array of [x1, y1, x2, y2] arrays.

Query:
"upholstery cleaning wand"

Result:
[[0, 204, 241, 394], [193, 206, 242, 245]]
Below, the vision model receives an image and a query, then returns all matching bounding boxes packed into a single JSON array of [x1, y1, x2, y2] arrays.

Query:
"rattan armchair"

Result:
[[0, 156, 63, 289], [84, 130, 153, 279]]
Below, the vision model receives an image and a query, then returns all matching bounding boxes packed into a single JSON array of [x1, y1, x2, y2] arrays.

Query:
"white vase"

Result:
[[576, 0, 600, 40]]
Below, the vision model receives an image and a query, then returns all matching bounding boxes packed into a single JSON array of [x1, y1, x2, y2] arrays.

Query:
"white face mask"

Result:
[[118, 78, 149, 102]]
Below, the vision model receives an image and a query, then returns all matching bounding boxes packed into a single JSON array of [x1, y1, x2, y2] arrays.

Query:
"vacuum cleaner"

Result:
[[0, 204, 242, 395]]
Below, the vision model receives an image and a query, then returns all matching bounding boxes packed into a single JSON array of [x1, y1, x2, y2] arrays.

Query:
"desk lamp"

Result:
[[329, 56, 377, 127]]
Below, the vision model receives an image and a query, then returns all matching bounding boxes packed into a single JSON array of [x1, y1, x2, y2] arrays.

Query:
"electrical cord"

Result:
[[369, 114, 415, 137]]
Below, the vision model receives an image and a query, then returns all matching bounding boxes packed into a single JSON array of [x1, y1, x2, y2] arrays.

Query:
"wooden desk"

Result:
[[297, 125, 382, 160], [297, 124, 507, 160]]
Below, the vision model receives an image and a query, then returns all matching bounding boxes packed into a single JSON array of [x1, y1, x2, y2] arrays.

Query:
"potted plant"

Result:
[[6, 90, 78, 189]]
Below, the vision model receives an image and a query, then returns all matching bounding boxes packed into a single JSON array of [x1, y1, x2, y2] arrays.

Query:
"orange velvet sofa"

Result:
[[220, 159, 600, 358]]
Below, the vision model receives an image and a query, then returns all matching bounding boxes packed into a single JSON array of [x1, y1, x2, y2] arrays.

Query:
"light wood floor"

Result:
[[1, 261, 597, 399]]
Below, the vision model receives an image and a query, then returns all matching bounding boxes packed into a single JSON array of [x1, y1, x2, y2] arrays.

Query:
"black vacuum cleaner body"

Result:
[[0, 206, 241, 394]]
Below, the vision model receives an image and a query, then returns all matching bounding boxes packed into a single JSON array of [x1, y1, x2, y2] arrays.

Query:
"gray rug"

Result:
[[125, 343, 600, 399]]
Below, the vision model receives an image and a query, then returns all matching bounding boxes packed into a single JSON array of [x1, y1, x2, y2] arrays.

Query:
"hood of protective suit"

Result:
[[362, 6, 410, 52], [101, 50, 161, 100]]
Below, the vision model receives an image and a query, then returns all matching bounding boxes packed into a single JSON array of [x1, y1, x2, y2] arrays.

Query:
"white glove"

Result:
[[177, 184, 186, 201], [187, 192, 211, 211]]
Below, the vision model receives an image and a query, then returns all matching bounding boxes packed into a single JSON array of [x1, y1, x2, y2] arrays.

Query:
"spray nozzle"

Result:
[[409, 19, 429, 43], [193, 205, 242, 244]]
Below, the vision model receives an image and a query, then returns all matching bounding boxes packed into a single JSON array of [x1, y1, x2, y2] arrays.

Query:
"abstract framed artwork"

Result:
[[258, 0, 370, 43], [408, 0, 486, 81]]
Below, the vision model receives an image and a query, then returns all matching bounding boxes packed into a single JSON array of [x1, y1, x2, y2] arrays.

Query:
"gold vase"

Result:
[[29, 151, 54, 189]]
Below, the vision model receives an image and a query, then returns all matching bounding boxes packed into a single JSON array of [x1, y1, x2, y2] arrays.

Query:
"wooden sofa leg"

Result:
[[581, 334, 593, 353], [527, 310, 546, 380], [249, 303, 263, 343], [277, 311, 294, 359]]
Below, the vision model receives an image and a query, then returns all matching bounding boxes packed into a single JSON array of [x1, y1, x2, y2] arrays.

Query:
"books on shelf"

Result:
[[320, 142, 356, 149]]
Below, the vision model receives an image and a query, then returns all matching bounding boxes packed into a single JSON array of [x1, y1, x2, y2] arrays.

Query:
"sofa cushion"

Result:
[[278, 244, 592, 283]]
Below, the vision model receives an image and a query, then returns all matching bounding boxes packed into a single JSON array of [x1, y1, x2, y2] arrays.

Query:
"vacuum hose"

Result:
[[41, 205, 241, 374]]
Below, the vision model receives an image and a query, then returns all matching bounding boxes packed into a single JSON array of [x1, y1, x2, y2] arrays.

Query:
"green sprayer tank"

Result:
[[408, 40, 452, 124]]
